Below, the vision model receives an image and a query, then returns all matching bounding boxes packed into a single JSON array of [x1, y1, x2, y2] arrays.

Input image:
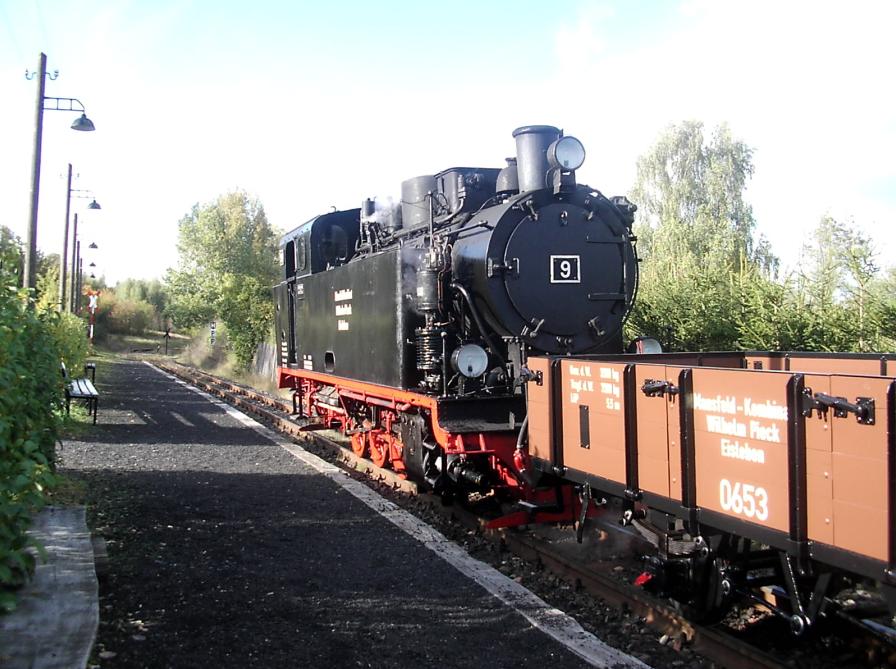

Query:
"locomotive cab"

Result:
[[275, 209, 362, 368], [282, 208, 361, 279]]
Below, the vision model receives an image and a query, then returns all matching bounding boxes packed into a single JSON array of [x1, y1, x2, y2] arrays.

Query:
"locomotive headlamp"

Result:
[[451, 344, 490, 378], [547, 136, 586, 171]]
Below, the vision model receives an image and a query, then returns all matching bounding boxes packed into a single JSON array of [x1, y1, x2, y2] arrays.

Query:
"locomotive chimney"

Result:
[[512, 125, 561, 193]]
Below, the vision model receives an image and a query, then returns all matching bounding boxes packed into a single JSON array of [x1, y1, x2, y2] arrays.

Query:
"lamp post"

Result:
[[74, 241, 82, 313], [70, 214, 79, 311], [73, 240, 99, 314], [58, 162, 100, 311], [24, 52, 96, 291]]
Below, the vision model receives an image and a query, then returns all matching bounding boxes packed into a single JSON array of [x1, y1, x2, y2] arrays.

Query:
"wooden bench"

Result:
[[61, 363, 99, 424]]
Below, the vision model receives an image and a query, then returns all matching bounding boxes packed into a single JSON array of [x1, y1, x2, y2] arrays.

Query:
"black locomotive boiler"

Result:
[[274, 125, 639, 496]]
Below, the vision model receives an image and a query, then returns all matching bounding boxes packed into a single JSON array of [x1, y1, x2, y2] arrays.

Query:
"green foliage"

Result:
[[92, 290, 117, 338], [35, 253, 60, 312], [628, 121, 778, 350], [93, 289, 157, 336], [787, 216, 893, 352], [871, 268, 896, 351], [166, 191, 279, 369], [218, 275, 275, 368], [632, 121, 775, 272], [114, 278, 170, 328], [0, 227, 75, 610], [0, 227, 23, 285], [106, 299, 155, 335], [0, 284, 61, 611], [46, 311, 89, 372], [626, 121, 895, 355]]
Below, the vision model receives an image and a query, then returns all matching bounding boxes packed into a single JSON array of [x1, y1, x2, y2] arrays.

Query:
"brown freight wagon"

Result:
[[526, 351, 895, 633]]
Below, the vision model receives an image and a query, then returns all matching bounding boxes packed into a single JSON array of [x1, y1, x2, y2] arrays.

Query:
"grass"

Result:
[[59, 403, 95, 439], [180, 337, 285, 397], [92, 329, 285, 397], [92, 330, 190, 357], [44, 473, 88, 507]]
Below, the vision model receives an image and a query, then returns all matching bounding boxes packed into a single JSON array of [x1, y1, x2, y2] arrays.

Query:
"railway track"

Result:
[[155, 361, 891, 669]]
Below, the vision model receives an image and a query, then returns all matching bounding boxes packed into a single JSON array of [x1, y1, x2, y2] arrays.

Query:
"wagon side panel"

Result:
[[803, 374, 834, 546], [526, 357, 554, 463], [691, 368, 791, 534], [634, 364, 673, 498], [559, 360, 628, 485], [829, 376, 891, 562]]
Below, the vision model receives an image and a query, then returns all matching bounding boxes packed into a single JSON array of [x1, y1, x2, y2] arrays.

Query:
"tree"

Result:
[[795, 216, 887, 352], [35, 253, 60, 312], [114, 278, 170, 329], [871, 267, 896, 351], [631, 121, 775, 272], [0, 227, 23, 285], [166, 191, 279, 368], [627, 121, 779, 350]]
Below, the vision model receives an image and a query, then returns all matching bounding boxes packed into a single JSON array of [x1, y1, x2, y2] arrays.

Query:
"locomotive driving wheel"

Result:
[[369, 431, 390, 468], [350, 431, 369, 458]]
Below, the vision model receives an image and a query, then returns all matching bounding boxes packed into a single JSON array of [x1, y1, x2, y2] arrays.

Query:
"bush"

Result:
[[110, 299, 154, 335], [46, 311, 89, 373], [92, 290, 116, 332], [0, 286, 61, 612]]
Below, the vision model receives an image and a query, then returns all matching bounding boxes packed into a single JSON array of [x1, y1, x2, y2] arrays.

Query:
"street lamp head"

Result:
[[71, 113, 95, 132], [89, 273, 96, 279], [88, 242, 98, 249], [88, 199, 101, 210], [89, 262, 96, 267]]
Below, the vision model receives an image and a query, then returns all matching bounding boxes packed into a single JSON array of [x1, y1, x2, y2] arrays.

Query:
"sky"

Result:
[[1, 0, 894, 285]]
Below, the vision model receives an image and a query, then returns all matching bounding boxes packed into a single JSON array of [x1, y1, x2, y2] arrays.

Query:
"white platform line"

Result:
[[144, 362, 651, 669]]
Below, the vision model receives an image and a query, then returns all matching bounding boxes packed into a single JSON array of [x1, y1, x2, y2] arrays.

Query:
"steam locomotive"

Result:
[[273, 126, 895, 634], [274, 125, 638, 500]]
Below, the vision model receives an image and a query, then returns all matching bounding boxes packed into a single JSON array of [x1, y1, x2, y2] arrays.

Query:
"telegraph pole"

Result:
[[58, 163, 73, 310], [70, 213, 78, 310], [24, 53, 47, 291]]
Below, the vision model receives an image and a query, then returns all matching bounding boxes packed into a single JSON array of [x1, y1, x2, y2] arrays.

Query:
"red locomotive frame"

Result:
[[277, 366, 588, 527]]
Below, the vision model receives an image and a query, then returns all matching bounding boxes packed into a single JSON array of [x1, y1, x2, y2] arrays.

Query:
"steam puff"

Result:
[[366, 195, 402, 229]]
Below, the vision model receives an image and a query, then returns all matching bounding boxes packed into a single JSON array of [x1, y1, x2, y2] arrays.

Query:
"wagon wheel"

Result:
[[350, 431, 368, 458], [368, 431, 390, 469]]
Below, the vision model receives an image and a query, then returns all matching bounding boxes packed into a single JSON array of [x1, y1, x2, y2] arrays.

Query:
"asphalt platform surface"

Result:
[[60, 358, 603, 668]]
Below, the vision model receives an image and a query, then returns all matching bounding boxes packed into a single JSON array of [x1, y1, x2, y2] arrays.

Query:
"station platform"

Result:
[[54, 358, 648, 668], [0, 507, 99, 669]]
